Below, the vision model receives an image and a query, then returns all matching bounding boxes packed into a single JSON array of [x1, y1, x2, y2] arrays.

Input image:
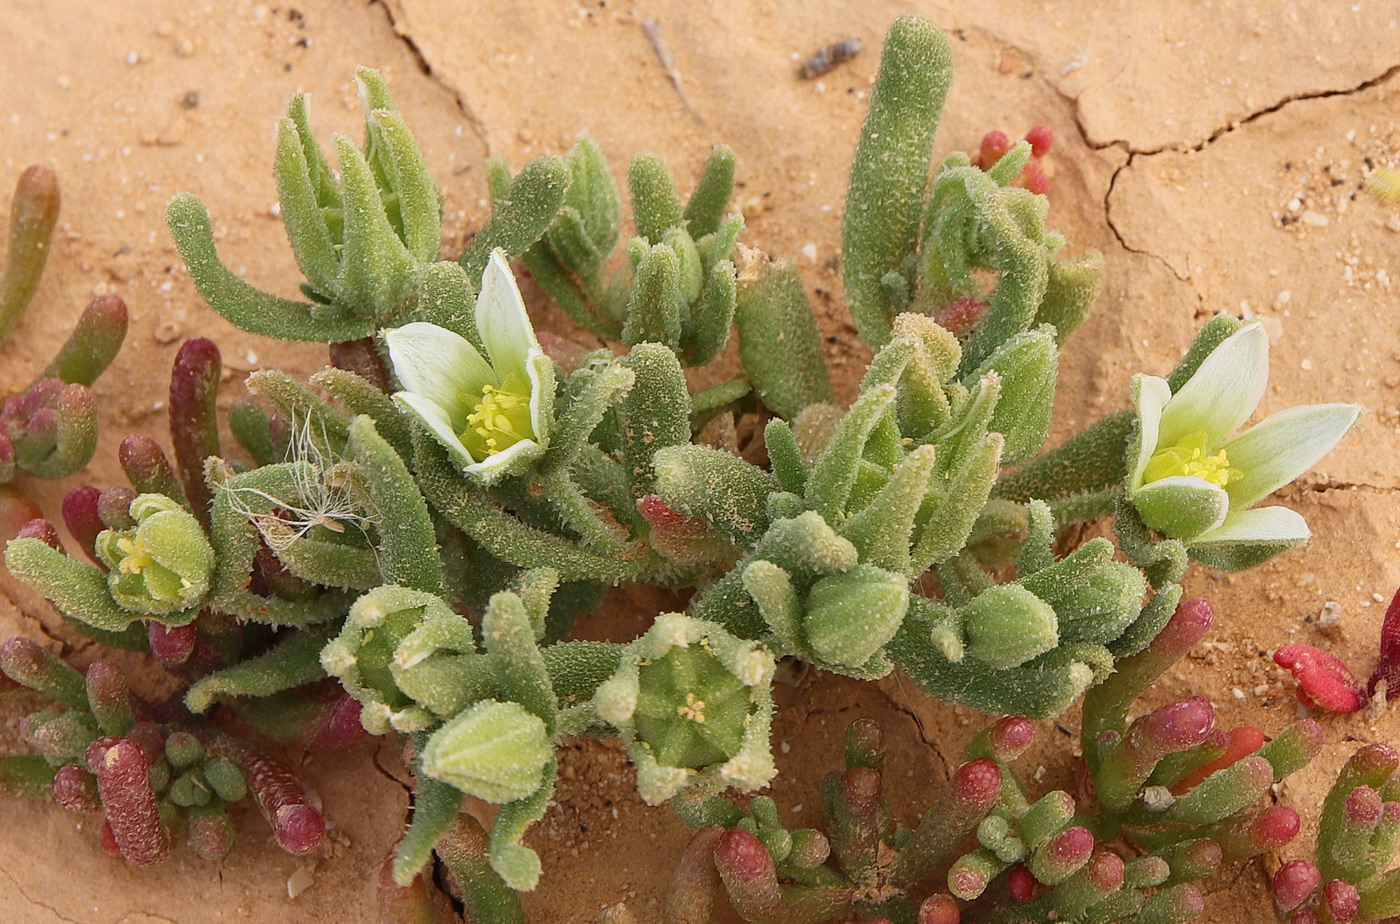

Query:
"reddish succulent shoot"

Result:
[[15, 517, 61, 549], [839, 766, 882, 816], [168, 337, 222, 523], [714, 825, 775, 884], [1024, 125, 1054, 158], [976, 130, 1011, 167], [147, 622, 197, 670], [950, 758, 1004, 811], [1138, 697, 1216, 755], [96, 739, 171, 867], [215, 740, 324, 855], [973, 125, 1054, 192], [1248, 805, 1301, 853], [1272, 859, 1321, 911], [52, 764, 101, 813], [1085, 850, 1124, 892], [844, 716, 886, 769], [1274, 644, 1365, 713], [1368, 586, 1400, 699], [1344, 785, 1382, 826], [988, 715, 1035, 762], [932, 297, 986, 337], [1324, 878, 1361, 923], [1174, 724, 1266, 793], [1042, 825, 1094, 878], [97, 486, 137, 530], [304, 694, 368, 752], [60, 485, 103, 562], [637, 495, 713, 539], [1007, 865, 1041, 902]]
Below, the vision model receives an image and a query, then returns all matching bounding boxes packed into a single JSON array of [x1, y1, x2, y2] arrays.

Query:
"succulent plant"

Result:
[[663, 598, 1343, 923], [0, 12, 1373, 920], [0, 166, 127, 494]]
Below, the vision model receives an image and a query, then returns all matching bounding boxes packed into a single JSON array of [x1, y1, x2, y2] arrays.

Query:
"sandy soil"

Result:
[[1, 1, 1398, 921]]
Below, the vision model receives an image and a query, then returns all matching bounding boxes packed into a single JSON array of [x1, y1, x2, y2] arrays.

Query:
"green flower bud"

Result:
[[321, 586, 483, 734], [594, 614, 776, 805], [94, 494, 213, 615], [962, 584, 1059, 669], [419, 699, 552, 804], [1055, 560, 1147, 645], [803, 565, 910, 667]]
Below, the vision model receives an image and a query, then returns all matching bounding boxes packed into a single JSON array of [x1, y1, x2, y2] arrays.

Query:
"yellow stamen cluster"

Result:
[[677, 692, 707, 723], [115, 537, 152, 575], [459, 382, 532, 459], [1142, 430, 1239, 488]]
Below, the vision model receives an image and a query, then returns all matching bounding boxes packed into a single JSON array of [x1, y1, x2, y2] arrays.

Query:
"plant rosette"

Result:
[[594, 613, 776, 805]]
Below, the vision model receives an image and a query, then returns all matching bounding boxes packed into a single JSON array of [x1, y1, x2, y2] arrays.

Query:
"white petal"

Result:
[[1129, 374, 1172, 490], [1130, 475, 1230, 539], [1191, 505, 1310, 545], [525, 348, 555, 447], [384, 322, 496, 412], [1222, 403, 1363, 508], [1159, 322, 1269, 448], [475, 250, 539, 383], [465, 437, 543, 484], [393, 391, 478, 470]]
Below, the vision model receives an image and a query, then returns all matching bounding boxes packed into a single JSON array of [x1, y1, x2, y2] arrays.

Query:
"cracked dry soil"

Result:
[[1, 1, 1398, 921]]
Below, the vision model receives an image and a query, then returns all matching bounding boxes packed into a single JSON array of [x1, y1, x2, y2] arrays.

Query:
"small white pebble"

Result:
[[1319, 601, 1342, 628], [1301, 358, 1313, 371], [801, 243, 818, 262], [1232, 688, 1245, 700], [1300, 210, 1329, 227]]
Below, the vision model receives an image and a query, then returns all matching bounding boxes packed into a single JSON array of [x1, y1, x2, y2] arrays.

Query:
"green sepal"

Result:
[[166, 193, 374, 342], [653, 444, 777, 547], [841, 14, 953, 346], [683, 145, 737, 239], [619, 343, 691, 495], [184, 626, 333, 714], [348, 414, 442, 594], [5, 537, 164, 632], [628, 152, 684, 243], [459, 155, 570, 286], [622, 243, 684, 351], [734, 258, 833, 419]]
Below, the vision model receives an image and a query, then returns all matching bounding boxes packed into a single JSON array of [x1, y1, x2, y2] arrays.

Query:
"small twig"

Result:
[[642, 18, 702, 125]]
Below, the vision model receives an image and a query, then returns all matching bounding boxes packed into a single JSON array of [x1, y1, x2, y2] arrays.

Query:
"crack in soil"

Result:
[[0, 864, 85, 924], [1091, 62, 1400, 292], [369, 0, 491, 153], [877, 674, 950, 778], [371, 737, 412, 794], [1101, 62, 1400, 157]]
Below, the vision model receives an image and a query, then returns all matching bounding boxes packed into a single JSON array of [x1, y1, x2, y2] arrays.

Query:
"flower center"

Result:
[[458, 380, 533, 459], [115, 536, 152, 576], [1142, 430, 1239, 488], [677, 692, 707, 724]]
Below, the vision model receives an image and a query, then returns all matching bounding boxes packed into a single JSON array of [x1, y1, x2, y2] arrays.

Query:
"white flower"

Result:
[[384, 250, 554, 483], [1128, 321, 1361, 557]]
